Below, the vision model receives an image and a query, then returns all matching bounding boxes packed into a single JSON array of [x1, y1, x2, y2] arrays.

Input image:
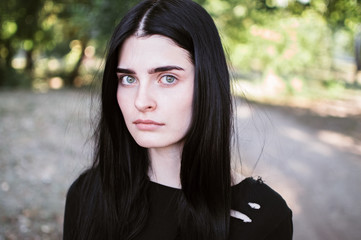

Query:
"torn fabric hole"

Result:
[[248, 202, 261, 209], [230, 209, 252, 223]]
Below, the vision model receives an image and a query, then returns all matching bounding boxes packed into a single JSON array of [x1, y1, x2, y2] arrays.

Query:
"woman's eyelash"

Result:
[[119, 75, 137, 85], [159, 75, 177, 85], [117, 74, 178, 85]]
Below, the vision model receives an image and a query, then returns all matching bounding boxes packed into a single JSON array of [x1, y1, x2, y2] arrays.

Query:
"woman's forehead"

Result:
[[117, 35, 193, 68]]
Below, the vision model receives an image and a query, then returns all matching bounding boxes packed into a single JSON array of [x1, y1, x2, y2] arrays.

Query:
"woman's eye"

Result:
[[121, 75, 136, 85], [160, 75, 176, 85]]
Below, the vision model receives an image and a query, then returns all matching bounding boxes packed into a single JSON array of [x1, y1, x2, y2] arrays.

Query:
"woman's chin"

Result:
[[133, 138, 184, 151], [133, 139, 162, 149]]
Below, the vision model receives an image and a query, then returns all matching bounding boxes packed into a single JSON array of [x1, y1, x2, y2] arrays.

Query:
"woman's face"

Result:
[[117, 35, 194, 150]]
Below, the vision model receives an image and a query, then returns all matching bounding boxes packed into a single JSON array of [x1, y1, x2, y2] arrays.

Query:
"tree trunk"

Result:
[[25, 49, 34, 72], [0, 40, 16, 87], [354, 30, 361, 85], [4, 40, 15, 69], [67, 38, 89, 86]]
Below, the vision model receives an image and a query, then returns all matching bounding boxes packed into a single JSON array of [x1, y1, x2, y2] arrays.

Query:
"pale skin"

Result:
[[117, 35, 194, 188], [116, 35, 244, 189]]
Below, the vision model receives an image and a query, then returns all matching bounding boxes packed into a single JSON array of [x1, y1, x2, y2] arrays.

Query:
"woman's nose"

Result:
[[134, 84, 157, 112]]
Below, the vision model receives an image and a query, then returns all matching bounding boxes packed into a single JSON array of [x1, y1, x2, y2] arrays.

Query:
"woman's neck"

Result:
[[148, 145, 182, 189], [147, 144, 245, 188]]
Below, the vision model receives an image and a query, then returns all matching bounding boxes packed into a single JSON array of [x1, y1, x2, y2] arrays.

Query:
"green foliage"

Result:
[[0, 66, 32, 88], [0, 0, 360, 92], [0, 0, 137, 88], [201, 0, 360, 90]]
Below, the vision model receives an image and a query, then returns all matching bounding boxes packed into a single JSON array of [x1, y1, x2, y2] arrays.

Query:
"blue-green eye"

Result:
[[121, 75, 136, 85], [160, 75, 176, 85]]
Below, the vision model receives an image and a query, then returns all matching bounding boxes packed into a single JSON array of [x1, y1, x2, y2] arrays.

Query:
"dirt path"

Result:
[[235, 98, 361, 240], [0, 90, 92, 239], [0, 90, 360, 239]]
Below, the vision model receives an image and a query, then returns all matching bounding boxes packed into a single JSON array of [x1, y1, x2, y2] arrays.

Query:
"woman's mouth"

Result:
[[133, 119, 165, 130]]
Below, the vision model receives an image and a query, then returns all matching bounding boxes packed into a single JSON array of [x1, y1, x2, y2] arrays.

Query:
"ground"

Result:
[[0, 89, 360, 239]]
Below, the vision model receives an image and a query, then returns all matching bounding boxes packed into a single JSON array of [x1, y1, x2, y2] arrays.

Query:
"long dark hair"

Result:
[[77, 0, 232, 239]]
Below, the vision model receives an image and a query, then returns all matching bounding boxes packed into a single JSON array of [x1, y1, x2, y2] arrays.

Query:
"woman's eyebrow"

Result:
[[116, 68, 135, 74], [148, 65, 185, 74], [116, 66, 185, 74]]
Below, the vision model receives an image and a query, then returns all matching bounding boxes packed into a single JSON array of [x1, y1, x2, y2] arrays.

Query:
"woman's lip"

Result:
[[133, 119, 165, 125], [133, 119, 165, 131]]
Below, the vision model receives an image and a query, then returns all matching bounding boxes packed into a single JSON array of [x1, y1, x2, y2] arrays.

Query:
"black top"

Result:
[[64, 174, 293, 240]]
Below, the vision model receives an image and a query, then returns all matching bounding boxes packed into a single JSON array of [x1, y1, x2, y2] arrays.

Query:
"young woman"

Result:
[[63, 0, 293, 239]]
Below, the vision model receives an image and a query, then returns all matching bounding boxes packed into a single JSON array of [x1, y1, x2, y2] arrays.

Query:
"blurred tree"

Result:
[[199, 0, 360, 88], [40, 0, 138, 86], [0, 0, 138, 87], [0, 0, 46, 86], [60, 0, 139, 85], [0, 0, 360, 88]]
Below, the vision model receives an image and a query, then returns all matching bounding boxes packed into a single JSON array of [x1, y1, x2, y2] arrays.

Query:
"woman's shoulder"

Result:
[[66, 168, 101, 203], [232, 177, 290, 211], [64, 168, 104, 239], [230, 177, 293, 239]]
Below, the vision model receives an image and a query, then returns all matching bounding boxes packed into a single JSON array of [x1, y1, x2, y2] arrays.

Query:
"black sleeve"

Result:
[[265, 209, 293, 240], [230, 177, 293, 239], [63, 178, 81, 240]]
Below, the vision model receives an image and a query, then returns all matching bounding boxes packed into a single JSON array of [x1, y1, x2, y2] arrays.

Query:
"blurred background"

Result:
[[0, 0, 360, 239]]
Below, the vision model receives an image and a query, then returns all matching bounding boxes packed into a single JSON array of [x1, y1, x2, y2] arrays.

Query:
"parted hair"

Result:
[[76, 0, 233, 239]]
